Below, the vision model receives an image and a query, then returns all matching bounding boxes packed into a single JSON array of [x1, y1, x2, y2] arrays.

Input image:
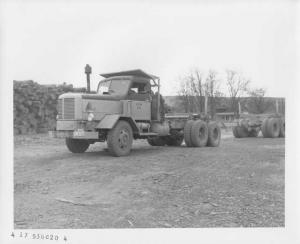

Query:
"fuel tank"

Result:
[[150, 121, 170, 136]]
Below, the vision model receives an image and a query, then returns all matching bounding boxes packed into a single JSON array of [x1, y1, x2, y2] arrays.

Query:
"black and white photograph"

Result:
[[0, 0, 299, 243]]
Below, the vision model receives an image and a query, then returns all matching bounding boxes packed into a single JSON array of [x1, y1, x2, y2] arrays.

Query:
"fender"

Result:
[[96, 114, 139, 133]]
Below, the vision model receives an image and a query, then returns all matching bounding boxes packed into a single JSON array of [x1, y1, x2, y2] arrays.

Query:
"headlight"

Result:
[[87, 112, 94, 121]]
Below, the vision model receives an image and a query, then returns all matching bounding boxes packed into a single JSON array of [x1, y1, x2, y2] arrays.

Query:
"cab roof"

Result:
[[100, 69, 158, 80]]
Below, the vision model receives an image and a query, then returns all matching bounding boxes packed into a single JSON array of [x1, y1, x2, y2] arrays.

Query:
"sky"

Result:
[[0, 0, 298, 97]]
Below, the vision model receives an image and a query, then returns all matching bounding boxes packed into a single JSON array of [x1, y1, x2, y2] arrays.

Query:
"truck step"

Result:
[[139, 132, 159, 136]]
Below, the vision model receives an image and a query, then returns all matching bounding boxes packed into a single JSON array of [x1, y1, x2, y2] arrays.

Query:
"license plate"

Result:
[[73, 130, 85, 137]]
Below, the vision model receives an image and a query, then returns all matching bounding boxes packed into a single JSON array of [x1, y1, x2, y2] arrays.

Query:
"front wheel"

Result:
[[107, 120, 133, 157], [65, 138, 89, 153]]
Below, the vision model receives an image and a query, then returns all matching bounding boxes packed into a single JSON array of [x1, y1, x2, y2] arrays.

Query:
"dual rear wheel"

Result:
[[183, 120, 221, 147], [147, 120, 221, 148]]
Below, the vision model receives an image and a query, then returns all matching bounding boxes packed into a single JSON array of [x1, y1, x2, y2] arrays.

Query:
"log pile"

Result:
[[14, 80, 86, 134]]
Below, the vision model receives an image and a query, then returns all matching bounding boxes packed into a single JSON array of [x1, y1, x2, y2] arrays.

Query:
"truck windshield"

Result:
[[97, 79, 130, 95]]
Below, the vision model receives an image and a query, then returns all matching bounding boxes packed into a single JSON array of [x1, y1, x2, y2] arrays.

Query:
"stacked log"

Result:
[[14, 80, 86, 134]]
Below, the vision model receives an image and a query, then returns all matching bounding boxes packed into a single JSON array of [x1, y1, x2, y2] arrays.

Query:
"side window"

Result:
[[129, 82, 148, 94], [128, 82, 152, 101]]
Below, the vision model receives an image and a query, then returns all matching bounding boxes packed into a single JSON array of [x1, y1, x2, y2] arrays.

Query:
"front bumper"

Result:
[[49, 130, 99, 139]]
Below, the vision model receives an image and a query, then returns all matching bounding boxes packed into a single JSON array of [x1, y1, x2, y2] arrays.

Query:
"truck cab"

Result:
[[50, 69, 168, 156]]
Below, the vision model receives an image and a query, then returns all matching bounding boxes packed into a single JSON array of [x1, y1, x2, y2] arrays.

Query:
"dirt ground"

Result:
[[14, 130, 285, 228]]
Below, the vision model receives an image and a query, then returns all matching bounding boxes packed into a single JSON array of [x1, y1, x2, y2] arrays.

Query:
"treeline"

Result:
[[176, 69, 285, 116], [13, 80, 86, 135]]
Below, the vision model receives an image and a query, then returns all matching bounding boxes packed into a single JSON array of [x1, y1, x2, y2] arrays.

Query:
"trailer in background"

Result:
[[232, 101, 285, 138]]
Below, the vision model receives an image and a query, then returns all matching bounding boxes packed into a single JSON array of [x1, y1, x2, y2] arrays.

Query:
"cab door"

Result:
[[131, 101, 151, 120]]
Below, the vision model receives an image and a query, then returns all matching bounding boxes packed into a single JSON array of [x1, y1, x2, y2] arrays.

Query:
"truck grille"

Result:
[[63, 98, 75, 119]]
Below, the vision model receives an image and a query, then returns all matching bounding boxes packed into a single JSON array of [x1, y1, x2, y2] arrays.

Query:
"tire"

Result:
[[207, 122, 221, 147], [107, 120, 133, 157], [237, 126, 249, 137], [261, 118, 269, 138], [266, 118, 280, 138], [184, 120, 194, 147], [147, 138, 156, 146], [233, 126, 248, 138], [190, 120, 208, 147], [232, 126, 240, 138], [279, 118, 285, 137], [65, 138, 89, 153], [165, 135, 184, 146], [147, 137, 166, 146], [248, 129, 259, 137]]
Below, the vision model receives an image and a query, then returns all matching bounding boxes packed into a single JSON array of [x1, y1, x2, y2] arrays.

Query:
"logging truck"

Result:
[[49, 67, 221, 156], [232, 102, 285, 138]]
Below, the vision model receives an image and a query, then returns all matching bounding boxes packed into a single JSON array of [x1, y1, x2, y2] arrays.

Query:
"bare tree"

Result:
[[178, 74, 197, 113], [178, 69, 223, 115], [178, 78, 191, 113], [226, 70, 250, 115], [204, 70, 219, 118], [246, 88, 272, 114], [193, 69, 204, 112]]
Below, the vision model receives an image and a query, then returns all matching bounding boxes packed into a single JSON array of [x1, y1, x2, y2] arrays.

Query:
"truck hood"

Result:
[[59, 93, 125, 101], [59, 93, 84, 99]]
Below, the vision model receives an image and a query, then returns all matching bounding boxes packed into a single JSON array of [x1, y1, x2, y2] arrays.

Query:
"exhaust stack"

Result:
[[85, 64, 92, 93]]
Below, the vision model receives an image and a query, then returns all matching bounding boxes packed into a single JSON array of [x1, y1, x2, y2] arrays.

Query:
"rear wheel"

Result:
[[190, 120, 208, 147], [207, 122, 221, 147], [165, 131, 184, 146], [266, 118, 280, 138], [65, 138, 89, 153], [233, 126, 248, 138], [261, 118, 269, 137], [248, 129, 259, 137], [107, 120, 133, 157], [279, 118, 285, 137], [184, 120, 194, 147], [232, 126, 240, 138]]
